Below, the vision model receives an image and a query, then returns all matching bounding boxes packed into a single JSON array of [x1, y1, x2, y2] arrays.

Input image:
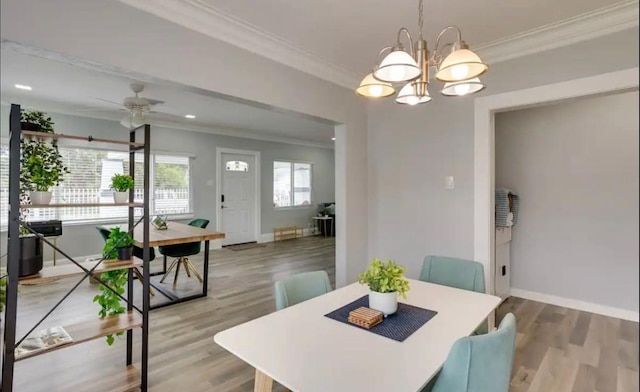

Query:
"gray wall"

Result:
[[0, 107, 334, 259], [367, 28, 639, 280], [495, 91, 639, 311]]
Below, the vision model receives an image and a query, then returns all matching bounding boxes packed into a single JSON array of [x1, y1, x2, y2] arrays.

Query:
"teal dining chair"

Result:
[[158, 218, 210, 288], [419, 255, 488, 334], [423, 313, 517, 392], [274, 270, 332, 310]]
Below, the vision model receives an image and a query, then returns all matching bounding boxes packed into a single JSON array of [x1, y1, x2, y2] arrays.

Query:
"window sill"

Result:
[[273, 205, 314, 211], [0, 213, 195, 233]]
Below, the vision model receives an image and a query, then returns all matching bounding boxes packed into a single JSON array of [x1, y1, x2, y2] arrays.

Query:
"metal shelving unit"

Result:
[[1, 104, 151, 391]]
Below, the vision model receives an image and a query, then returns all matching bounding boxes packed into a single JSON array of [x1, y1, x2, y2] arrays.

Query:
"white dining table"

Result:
[[214, 279, 502, 392]]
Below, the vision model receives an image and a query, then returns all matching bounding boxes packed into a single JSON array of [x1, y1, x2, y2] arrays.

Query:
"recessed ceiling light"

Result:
[[184, 114, 196, 119], [331, 137, 336, 141], [15, 84, 32, 91]]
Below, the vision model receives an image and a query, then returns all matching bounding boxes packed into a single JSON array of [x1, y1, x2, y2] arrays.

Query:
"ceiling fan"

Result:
[[79, 83, 172, 128]]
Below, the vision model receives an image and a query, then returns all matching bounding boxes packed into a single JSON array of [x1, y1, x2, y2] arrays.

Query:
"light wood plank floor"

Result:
[[497, 296, 639, 392], [2, 236, 637, 392]]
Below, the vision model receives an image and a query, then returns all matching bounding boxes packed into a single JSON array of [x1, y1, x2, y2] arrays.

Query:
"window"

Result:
[[273, 161, 312, 208], [0, 142, 193, 227], [225, 160, 248, 172]]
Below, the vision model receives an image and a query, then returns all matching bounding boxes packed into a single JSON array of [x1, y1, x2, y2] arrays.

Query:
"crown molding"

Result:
[[118, 0, 638, 90], [476, 1, 639, 64], [116, 0, 360, 89]]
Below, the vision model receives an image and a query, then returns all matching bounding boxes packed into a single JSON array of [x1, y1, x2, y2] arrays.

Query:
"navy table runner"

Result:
[[324, 295, 438, 342]]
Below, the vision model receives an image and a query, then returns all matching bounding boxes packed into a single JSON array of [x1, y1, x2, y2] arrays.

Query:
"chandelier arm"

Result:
[[396, 27, 415, 55], [433, 25, 462, 55], [373, 46, 393, 69]]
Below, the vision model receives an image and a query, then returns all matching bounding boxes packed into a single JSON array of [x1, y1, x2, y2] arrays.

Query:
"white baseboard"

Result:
[[258, 228, 318, 244], [43, 253, 102, 267], [510, 288, 639, 322]]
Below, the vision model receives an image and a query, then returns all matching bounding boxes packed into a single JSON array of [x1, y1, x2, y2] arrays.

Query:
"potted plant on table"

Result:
[[110, 174, 134, 204], [359, 258, 410, 316]]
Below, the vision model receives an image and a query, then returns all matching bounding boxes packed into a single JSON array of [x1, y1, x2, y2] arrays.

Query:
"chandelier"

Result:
[[355, 0, 488, 105]]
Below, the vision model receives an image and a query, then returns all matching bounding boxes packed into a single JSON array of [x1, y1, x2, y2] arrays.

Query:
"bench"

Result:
[[273, 226, 304, 242]]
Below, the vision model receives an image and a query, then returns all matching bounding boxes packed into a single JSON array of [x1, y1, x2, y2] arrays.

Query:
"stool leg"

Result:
[[173, 258, 182, 289], [160, 258, 179, 283], [186, 259, 203, 283], [183, 259, 192, 278]]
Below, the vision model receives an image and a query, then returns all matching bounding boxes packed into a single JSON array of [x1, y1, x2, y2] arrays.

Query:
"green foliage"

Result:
[[358, 258, 411, 299], [94, 227, 135, 345], [110, 174, 135, 192], [92, 269, 127, 345], [103, 227, 135, 259], [20, 139, 69, 192], [155, 163, 187, 188], [0, 272, 7, 313], [20, 110, 55, 133]]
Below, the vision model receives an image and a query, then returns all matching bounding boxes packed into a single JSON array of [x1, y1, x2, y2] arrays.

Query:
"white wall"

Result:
[[495, 91, 639, 312], [0, 0, 367, 286], [367, 28, 639, 280]]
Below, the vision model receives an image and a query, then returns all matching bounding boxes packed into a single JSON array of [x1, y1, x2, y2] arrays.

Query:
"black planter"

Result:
[[117, 246, 134, 261], [17, 236, 44, 277], [20, 122, 41, 132]]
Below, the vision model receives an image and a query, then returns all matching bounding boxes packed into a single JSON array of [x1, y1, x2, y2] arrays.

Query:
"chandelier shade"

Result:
[[435, 48, 488, 82], [373, 49, 421, 83], [355, 73, 396, 98], [395, 83, 432, 105], [441, 77, 485, 96]]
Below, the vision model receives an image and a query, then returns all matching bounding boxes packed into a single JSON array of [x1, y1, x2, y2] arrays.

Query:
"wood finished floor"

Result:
[[2, 236, 637, 392]]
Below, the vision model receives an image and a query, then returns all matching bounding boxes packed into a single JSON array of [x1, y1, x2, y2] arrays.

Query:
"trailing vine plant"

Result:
[[92, 228, 133, 345]]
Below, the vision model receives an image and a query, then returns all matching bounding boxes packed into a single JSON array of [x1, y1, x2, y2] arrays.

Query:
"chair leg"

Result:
[[173, 258, 182, 289], [183, 259, 192, 278], [132, 268, 155, 296], [160, 258, 179, 283], [185, 258, 203, 283]]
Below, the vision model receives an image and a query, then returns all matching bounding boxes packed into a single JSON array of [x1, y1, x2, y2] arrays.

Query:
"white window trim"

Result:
[[273, 159, 314, 210], [0, 140, 195, 229]]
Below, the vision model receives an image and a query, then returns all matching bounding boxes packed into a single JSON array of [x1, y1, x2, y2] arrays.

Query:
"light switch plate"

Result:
[[445, 176, 455, 190]]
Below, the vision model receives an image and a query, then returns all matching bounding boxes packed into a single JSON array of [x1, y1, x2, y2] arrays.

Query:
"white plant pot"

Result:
[[29, 191, 52, 205], [113, 191, 129, 204], [369, 291, 398, 316]]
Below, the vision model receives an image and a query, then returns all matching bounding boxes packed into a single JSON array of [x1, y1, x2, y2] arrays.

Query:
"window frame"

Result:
[[273, 159, 313, 210], [0, 138, 195, 230]]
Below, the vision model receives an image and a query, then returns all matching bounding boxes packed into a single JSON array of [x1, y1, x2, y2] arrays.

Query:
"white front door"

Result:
[[220, 152, 257, 246]]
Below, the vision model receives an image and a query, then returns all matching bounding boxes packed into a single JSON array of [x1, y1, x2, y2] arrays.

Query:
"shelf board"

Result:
[[21, 202, 144, 209], [21, 130, 145, 149], [19, 258, 143, 284], [15, 312, 143, 362]]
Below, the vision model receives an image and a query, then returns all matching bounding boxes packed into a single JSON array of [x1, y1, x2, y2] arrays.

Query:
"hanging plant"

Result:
[[93, 228, 134, 345], [20, 110, 55, 134]]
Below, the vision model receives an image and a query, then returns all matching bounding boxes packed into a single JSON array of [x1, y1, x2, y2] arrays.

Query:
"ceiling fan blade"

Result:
[[91, 97, 124, 107], [143, 97, 165, 106]]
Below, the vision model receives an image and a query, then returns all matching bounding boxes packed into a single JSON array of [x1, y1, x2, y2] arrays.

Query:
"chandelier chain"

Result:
[[418, 0, 424, 39]]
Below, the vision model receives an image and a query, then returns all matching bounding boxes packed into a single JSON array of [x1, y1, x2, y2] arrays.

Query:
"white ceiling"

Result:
[[0, 48, 336, 147], [199, 0, 625, 74]]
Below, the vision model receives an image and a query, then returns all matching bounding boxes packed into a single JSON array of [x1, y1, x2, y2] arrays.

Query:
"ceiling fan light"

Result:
[[441, 77, 485, 96], [121, 111, 146, 128], [395, 82, 432, 105], [373, 50, 421, 83], [435, 48, 487, 82], [355, 73, 396, 98]]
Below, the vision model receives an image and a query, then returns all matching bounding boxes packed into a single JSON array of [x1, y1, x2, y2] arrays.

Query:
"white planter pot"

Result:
[[369, 291, 398, 316], [29, 191, 52, 205], [113, 191, 129, 204]]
